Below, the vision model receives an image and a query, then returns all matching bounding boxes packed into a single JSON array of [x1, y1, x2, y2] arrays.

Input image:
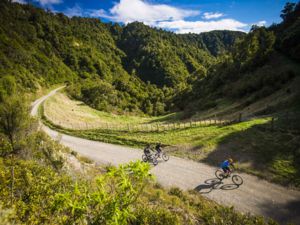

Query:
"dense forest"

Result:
[[0, 0, 245, 116]]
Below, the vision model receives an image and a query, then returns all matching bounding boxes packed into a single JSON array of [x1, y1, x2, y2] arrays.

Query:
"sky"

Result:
[[13, 0, 298, 33]]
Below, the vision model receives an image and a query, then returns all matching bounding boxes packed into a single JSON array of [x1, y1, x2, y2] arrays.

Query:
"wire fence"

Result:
[[43, 100, 300, 134], [43, 107, 242, 132]]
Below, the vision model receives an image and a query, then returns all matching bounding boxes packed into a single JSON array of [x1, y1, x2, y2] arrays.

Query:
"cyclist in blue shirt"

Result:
[[221, 158, 235, 176]]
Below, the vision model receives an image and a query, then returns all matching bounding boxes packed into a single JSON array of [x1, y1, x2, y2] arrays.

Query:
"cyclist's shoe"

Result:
[[224, 173, 230, 178]]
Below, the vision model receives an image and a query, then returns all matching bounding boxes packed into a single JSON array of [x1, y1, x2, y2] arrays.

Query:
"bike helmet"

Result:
[[228, 158, 233, 163]]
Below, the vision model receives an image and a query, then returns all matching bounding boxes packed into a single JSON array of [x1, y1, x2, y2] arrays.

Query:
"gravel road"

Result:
[[31, 87, 300, 224]]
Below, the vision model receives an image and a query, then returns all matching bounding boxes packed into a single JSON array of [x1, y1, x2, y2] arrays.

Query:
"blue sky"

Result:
[[14, 0, 297, 33]]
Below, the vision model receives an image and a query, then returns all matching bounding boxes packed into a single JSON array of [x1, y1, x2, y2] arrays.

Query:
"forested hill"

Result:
[[115, 22, 245, 86], [179, 1, 300, 116], [180, 30, 246, 56], [0, 0, 243, 115]]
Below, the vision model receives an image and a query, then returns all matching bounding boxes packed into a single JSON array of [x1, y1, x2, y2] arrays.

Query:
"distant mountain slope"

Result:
[[180, 1, 300, 118], [181, 30, 246, 56], [0, 0, 243, 115], [116, 23, 244, 87]]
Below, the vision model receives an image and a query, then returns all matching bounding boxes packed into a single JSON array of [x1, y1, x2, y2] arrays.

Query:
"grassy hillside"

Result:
[[44, 92, 181, 128]]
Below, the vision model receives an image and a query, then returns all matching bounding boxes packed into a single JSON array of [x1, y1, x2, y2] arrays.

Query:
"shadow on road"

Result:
[[259, 199, 300, 225], [194, 178, 240, 194]]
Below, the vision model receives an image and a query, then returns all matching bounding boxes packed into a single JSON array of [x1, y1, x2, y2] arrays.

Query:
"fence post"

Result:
[[238, 113, 242, 122]]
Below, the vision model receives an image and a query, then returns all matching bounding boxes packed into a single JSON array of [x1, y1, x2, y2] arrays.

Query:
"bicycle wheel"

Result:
[[142, 154, 148, 162], [162, 153, 169, 161], [215, 169, 224, 180], [232, 175, 243, 186]]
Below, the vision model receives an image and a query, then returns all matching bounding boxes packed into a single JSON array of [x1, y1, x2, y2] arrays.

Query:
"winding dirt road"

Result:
[[31, 87, 300, 224]]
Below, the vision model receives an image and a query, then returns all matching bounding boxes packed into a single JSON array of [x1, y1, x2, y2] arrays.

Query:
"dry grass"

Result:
[[43, 92, 228, 130], [43, 92, 159, 129]]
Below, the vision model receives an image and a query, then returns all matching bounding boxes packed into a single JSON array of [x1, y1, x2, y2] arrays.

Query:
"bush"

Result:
[[131, 207, 180, 225]]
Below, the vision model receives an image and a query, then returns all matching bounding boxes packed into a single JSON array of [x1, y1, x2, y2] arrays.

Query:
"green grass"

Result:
[[207, 122, 300, 187], [68, 118, 270, 150]]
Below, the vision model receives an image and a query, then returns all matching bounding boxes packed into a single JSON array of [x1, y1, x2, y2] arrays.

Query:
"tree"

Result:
[[0, 95, 30, 206], [0, 95, 29, 153], [0, 76, 16, 96], [280, 2, 296, 21]]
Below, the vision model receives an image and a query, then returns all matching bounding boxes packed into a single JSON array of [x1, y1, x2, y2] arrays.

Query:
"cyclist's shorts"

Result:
[[222, 166, 230, 173]]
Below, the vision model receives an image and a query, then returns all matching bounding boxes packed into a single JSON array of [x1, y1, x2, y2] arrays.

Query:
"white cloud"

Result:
[[255, 20, 267, 27], [95, 0, 199, 25], [89, 9, 112, 19], [203, 12, 224, 20], [85, 0, 248, 34], [65, 4, 83, 17], [35, 0, 62, 6], [158, 19, 248, 34]]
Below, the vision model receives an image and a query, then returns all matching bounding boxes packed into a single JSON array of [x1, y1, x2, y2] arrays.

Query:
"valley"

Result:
[[0, 0, 300, 224]]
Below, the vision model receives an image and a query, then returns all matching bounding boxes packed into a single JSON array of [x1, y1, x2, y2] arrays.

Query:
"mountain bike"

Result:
[[142, 153, 158, 166], [215, 167, 243, 186], [154, 151, 169, 161]]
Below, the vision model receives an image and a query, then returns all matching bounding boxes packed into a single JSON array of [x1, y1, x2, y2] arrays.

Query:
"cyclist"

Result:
[[144, 144, 153, 158], [155, 143, 162, 157], [221, 158, 235, 177]]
